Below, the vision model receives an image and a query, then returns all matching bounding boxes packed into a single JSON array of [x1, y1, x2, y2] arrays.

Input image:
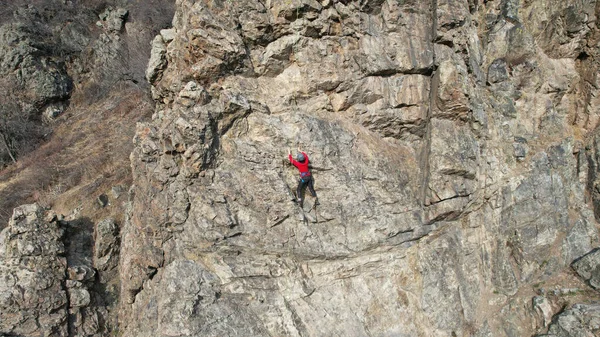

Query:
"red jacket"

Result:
[[289, 152, 311, 177]]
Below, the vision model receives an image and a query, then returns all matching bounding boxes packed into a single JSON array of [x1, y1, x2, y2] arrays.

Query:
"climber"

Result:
[[288, 147, 319, 208]]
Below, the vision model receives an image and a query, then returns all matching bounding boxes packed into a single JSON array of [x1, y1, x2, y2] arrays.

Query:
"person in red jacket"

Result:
[[288, 147, 318, 207]]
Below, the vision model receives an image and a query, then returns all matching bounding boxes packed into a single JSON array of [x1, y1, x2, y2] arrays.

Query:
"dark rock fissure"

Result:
[[421, 0, 439, 208]]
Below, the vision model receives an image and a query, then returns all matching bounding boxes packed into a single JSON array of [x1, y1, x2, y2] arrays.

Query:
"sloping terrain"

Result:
[[0, 0, 174, 226], [0, 1, 173, 335]]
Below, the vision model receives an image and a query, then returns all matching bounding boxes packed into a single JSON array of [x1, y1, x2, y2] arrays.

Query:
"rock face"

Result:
[[118, 0, 600, 336], [0, 5, 74, 165], [537, 303, 600, 337], [0, 205, 68, 336], [0, 205, 122, 336]]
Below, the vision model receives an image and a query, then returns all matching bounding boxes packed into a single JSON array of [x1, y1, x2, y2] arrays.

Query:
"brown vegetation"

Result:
[[0, 83, 152, 226], [0, 0, 174, 226]]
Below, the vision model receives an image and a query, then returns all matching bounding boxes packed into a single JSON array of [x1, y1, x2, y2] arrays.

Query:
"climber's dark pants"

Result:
[[297, 175, 316, 202]]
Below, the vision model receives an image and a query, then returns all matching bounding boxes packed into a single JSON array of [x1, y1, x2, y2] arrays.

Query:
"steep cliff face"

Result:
[[3, 0, 600, 336], [118, 0, 600, 336]]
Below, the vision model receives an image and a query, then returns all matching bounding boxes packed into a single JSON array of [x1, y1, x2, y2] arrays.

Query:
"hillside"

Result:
[[0, 0, 174, 226]]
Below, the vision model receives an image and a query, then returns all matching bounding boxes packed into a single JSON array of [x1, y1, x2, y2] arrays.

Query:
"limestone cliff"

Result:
[[3, 0, 600, 336], [119, 0, 600, 336]]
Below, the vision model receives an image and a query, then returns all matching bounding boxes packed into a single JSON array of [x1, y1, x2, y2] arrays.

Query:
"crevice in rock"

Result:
[[147, 266, 158, 281], [420, 0, 438, 208], [576, 51, 589, 61], [365, 65, 435, 78], [58, 232, 75, 337], [439, 168, 476, 180], [284, 298, 310, 336], [430, 192, 471, 205], [385, 228, 415, 240], [398, 231, 431, 246]]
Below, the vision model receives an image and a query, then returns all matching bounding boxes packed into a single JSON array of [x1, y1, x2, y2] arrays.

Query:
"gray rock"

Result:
[[94, 218, 120, 272], [69, 287, 91, 308], [533, 296, 554, 328], [501, 0, 521, 22], [572, 249, 600, 290], [3, 0, 598, 336], [538, 303, 600, 337], [488, 58, 509, 84], [68, 265, 96, 282], [146, 34, 167, 84], [160, 28, 176, 43], [99, 7, 129, 33], [0, 204, 68, 336], [111, 185, 126, 199], [513, 137, 528, 160], [119, 1, 600, 336]]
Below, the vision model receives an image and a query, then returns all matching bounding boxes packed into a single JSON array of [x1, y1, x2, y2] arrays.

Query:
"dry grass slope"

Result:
[[0, 83, 152, 227]]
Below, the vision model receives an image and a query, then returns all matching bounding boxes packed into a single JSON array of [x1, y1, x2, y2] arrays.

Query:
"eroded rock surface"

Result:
[[537, 303, 600, 337], [0, 205, 68, 336], [0, 205, 122, 337], [119, 0, 600, 336], [0, 0, 174, 168]]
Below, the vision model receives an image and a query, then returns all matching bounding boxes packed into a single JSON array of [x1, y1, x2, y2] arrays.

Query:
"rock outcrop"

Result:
[[0, 0, 175, 234], [537, 303, 600, 337], [118, 0, 600, 336], [0, 204, 122, 336], [0, 0, 174, 169], [0, 205, 68, 336]]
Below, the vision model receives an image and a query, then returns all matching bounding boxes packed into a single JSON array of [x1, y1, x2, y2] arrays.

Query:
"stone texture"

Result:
[[94, 218, 120, 273], [537, 303, 600, 337], [0, 0, 175, 168], [0, 204, 125, 337], [146, 34, 168, 84], [98, 7, 129, 33], [572, 249, 600, 290], [0, 204, 68, 337], [0, 20, 73, 106], [119, 0, 600, 336]]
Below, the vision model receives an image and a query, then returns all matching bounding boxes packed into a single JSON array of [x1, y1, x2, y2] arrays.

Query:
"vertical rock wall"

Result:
[[0, 205, 68, 336], [122, 0, 600, 336], [0, 205, 122, 337]]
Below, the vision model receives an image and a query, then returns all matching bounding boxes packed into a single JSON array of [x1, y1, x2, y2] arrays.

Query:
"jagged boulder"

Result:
[[94, 218, 120, 274], [572, 249, 600, 290], [0, 204, 125, 337], [537, 303, 600, 337], [97, 7, 129, 33], [0, 19, 73, 108]]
